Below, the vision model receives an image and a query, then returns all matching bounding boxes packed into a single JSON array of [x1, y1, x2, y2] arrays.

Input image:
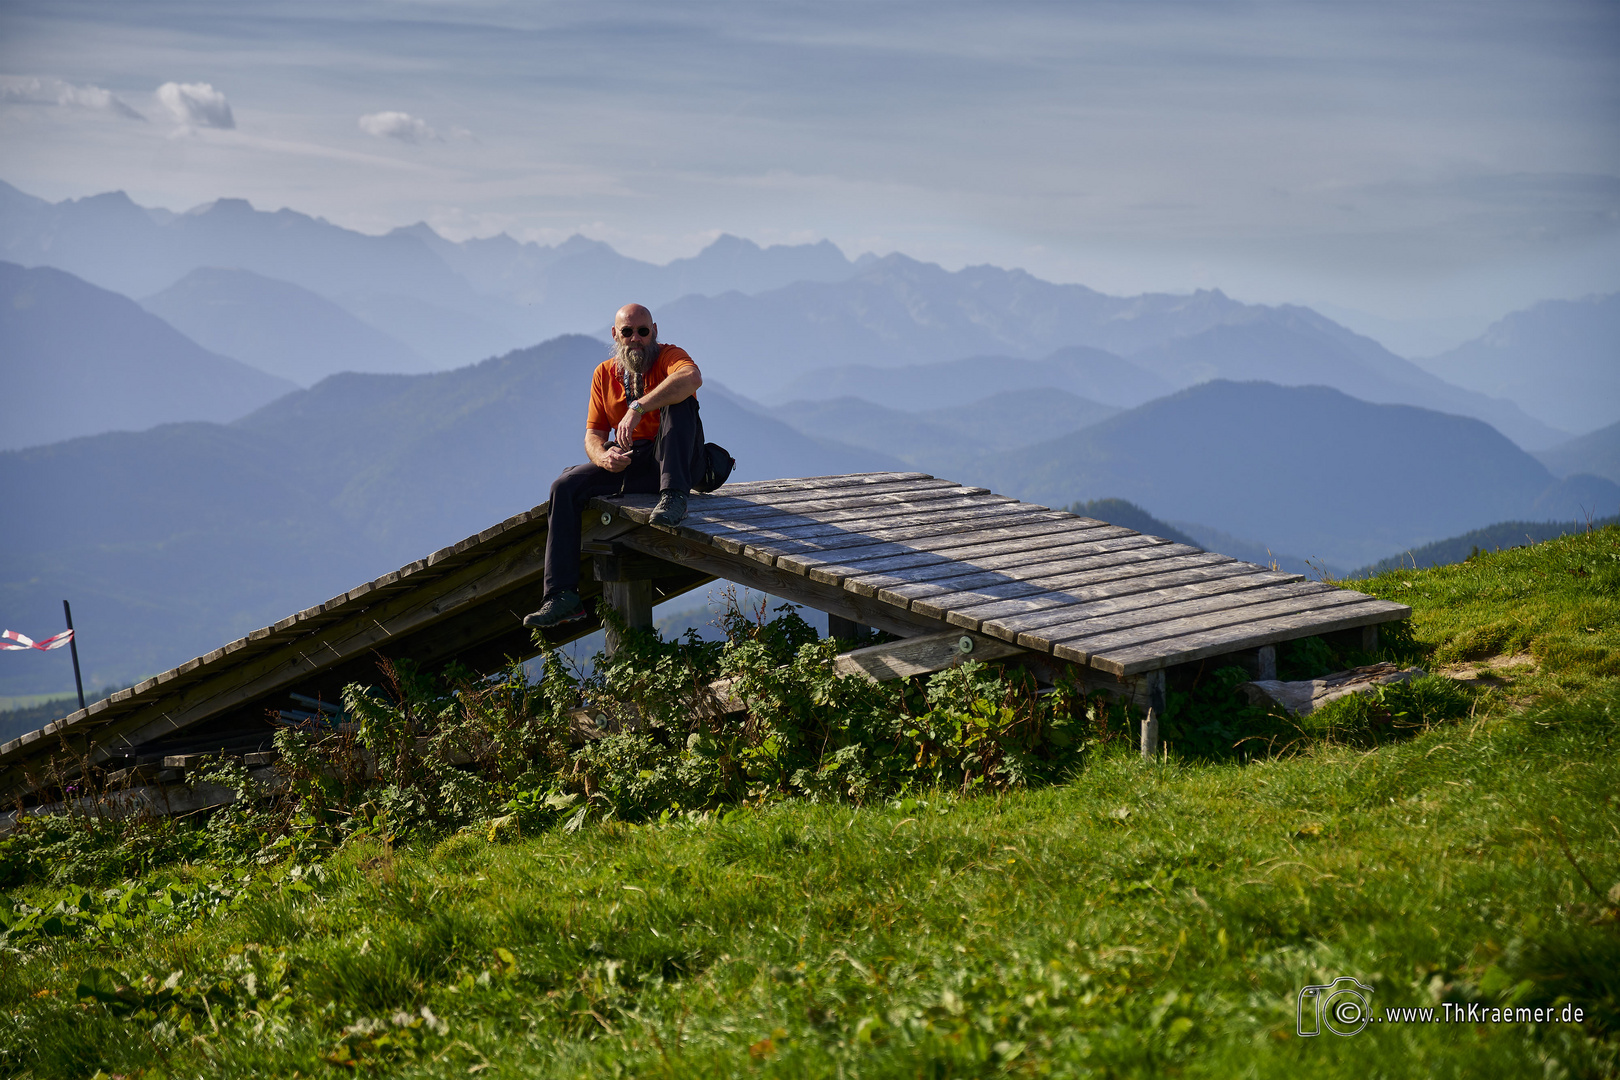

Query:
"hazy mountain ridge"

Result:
[[1537, 420, 1620, 484], [0, 261, 296, 451], [768, 348, 1175, 410], [966, 380, 1619, 567], [1419, 293, 1620, 435], [2, 178, 1590, 453], [142, 267, 435, 385], [762, 389, 1118, 473], [0, 180, 869, 371]]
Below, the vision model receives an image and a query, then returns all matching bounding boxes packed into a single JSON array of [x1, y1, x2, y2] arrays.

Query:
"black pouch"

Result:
[[696, 442, 735, 492]]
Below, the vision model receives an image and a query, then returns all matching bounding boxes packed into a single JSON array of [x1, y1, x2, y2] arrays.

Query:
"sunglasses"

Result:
[[617, 325, 652, 338]]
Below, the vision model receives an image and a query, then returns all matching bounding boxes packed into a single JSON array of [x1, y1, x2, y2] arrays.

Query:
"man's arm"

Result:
[[613, 362, 703, 448]]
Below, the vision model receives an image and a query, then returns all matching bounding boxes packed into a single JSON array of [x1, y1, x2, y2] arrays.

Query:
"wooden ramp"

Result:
[[0, 471, 1408, 805]]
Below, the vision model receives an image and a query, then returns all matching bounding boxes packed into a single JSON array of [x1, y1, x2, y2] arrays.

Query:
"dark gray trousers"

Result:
[[542, 396, 704, 598]]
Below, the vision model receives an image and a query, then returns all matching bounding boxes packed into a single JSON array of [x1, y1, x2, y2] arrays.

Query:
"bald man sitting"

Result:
[[523, 304, 706, 628]]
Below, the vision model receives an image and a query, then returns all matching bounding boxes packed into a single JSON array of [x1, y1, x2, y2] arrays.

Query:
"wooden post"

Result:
[[63, 600, 86, 711], [827, 613, 871, 642], [1257, 644, 1277, 681], [1361, 624, 1379, 656], [1142, 669, 1166, 760], [603, 580, 653, 657]]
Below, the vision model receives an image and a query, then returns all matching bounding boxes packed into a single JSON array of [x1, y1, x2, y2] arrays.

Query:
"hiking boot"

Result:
[[649, 491, 688, 527], [522, 590, 585, 628]]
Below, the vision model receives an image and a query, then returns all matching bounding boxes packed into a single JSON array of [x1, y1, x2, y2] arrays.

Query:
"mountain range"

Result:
[[962, 380, 1616, 567], [1538, 420, 1620, 485], [1419, 293, 1620, 435], [4, 180, 1608, 450], [0, 262, 296, 451], [659, 262, 1568, 448], [141, 267, 434, 385]]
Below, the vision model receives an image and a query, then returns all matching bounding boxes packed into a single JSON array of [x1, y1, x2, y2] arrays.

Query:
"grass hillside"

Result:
[[1355, 517, 1620, 576], [1, 528, 1616, 1078]]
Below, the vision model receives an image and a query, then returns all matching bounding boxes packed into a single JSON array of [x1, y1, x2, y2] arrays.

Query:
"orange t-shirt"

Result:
[[587, 344, 696, 442]]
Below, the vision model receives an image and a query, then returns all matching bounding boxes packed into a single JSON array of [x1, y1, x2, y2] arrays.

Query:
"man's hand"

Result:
[[614, 405, 642, 450], [586, 430, 632, 472]]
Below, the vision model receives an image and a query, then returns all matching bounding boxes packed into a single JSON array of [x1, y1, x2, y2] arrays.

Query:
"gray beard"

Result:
[[614, 339, 658, 397]]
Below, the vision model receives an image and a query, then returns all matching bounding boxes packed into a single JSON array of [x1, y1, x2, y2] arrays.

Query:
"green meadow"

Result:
[[2, 527, 1617, 1078]]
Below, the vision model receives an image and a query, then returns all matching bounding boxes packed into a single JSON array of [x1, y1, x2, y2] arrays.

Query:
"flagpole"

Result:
[[62, 600, 86, 711]]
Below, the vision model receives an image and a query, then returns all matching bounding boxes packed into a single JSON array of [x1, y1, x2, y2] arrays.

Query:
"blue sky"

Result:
[[2, 0, 1617, 353]]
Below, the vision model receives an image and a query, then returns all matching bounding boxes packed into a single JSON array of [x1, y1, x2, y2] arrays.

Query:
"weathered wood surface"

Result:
[[600, 472, 1410, 678], [833, 630, 1025, 682]]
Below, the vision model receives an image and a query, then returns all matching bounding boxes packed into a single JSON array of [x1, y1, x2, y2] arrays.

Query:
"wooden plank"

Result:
[[761, 522, 1124, 586], [912, 553, 1247, 628], [795, 531, 1144, 596], [713, 472, 930, 497], [1024, 581, 1341, 652], [731, 506, 1067, 559], [969, 569, 1301, 645], [686, 485, 990, 524], [614, 527, 947, 639], [730, 499, 1037, 560], [799, 523, 1141, 580], [689, 489, 1011, 538], [701, 499, 1041, 550], [1056, 587, 1372, 660], [671, 477, 965, 519], [710, 476, 962, 509], [771, 517, 1125, 578], [832, 630, 1025, 682], [960, 565, 1299, 634], [1080, 598, 1413, 676], [871, 543, 1215, 609], [608, 485, 999, 537], [880, 540, 1206, 611]]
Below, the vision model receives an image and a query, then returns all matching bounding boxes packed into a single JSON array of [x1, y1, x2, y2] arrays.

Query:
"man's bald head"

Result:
[[612, 303, 659, 379], [614, 304, 654, 337]]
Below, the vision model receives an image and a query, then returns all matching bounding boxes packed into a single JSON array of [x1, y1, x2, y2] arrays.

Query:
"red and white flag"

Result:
[[1, 629, 74, 652]]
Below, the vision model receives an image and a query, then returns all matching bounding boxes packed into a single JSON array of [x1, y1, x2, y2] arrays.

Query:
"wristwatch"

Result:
[[628, 400, 646, 414]]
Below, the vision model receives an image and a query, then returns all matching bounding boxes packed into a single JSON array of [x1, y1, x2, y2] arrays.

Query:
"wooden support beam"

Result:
[[1257, 644, 1277, 681], [833, 629, 1025, 683], [826, 614, 870, 642], [1141, 669, 1166, 759], [603, 580, 654, 656], [1362, 624, 1379, 655], [613, 526, 947, 639]]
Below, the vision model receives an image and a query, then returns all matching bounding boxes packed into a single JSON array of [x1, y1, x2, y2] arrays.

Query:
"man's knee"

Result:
[[550, 464, 604, 515]]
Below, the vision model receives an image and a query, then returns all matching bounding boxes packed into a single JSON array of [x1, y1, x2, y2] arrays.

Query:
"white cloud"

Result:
[[358, 111, 438, 143], [156, 81, 235, 129], [0, 76, 145, 120]]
